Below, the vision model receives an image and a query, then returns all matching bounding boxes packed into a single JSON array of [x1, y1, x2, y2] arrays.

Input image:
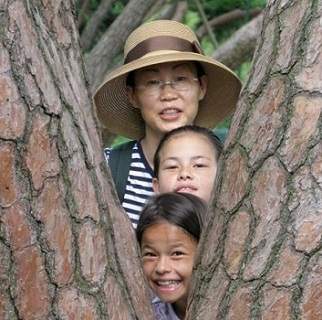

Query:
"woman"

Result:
[[94, 20, 241, 227]]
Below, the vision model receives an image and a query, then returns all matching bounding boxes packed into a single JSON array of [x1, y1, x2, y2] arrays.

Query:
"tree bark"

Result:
[[187, 0, 322, 319], [80, 0, 115, 52], [85, 0, 155, 92], [0, 1, 153, 319], [213, 13, 263, 70]]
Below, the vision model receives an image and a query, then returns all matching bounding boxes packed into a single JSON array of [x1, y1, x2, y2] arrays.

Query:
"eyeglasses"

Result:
[[135, 76, 199, 96]]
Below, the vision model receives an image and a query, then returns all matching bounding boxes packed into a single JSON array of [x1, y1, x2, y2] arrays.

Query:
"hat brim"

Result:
[[94, 52, 241, 140]]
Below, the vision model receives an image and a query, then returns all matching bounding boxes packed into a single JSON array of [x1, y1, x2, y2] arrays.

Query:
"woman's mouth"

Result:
[[159, 108, 182, 121]]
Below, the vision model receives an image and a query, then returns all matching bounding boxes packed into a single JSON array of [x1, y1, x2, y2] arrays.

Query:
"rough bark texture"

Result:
[[85, 0, 155, 92], [187, 0, 322, 319], [0, 1, 153, 319], [213, 13, 263, 70]]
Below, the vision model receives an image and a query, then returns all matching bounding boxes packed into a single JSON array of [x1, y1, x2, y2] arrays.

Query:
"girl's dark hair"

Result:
[[153, 125, 223, 178], [136, 192, 207, 245]]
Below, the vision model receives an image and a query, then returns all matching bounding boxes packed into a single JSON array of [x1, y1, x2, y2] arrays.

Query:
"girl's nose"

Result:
[[155, 256, 171, 274], [179, 167, 193, 180]]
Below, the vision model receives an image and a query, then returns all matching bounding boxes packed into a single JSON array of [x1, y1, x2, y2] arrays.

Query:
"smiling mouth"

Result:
[[159, 108, 182, 119], [155, 280, 181, 292], [176, 186, 197, 193]]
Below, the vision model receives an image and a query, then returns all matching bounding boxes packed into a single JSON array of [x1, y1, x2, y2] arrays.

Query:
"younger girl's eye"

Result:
[[142, 251, 157, 258], [172, 250, 184, 257]]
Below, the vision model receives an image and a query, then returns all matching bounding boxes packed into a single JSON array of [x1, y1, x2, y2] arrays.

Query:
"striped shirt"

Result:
[[104, 141, 154, 228]]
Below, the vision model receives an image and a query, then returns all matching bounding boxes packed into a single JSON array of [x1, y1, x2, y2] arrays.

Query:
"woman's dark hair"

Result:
[[136, 192, 207, 245], [153, 125, 223, 178]]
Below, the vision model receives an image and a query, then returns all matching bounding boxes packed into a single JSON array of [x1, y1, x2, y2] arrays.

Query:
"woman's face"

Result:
[[127, 62, 207, 139]]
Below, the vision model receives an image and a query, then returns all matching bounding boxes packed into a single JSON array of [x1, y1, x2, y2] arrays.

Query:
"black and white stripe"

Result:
[[105, 142, 154, 228]]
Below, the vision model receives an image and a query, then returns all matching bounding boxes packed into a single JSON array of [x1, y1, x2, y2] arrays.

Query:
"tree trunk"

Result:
[[0, 1, 153, 319], [85, 0, 155, 92], [187, 1, 322, 319]]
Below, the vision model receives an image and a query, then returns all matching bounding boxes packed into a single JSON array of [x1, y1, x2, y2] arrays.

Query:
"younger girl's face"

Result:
[[141, 222, 197, 317], [153, 132, 217, 203]]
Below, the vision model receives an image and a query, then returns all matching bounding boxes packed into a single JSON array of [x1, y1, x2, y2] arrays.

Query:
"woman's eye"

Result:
[[146, 79, 160, 87], [174, 76, 188, 82]]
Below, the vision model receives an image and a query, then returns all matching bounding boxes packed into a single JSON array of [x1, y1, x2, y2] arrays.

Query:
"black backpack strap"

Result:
[[108, 140, 136, 203]]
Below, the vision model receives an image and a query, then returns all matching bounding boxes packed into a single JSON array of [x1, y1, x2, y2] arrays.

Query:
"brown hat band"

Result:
[[124, 36, 203, 64]]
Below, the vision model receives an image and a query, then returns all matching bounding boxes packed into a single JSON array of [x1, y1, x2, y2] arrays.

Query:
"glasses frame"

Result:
[[134, 77, 200, 96]]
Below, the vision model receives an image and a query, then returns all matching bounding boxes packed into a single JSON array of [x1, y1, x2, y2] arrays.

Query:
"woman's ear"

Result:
[[127, 87, 140, 109], [152, 178, 160, 193], [198, 75, 208, 101]]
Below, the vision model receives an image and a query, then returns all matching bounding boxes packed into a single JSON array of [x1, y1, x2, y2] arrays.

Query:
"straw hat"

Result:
[[94, 20, 241, 140]]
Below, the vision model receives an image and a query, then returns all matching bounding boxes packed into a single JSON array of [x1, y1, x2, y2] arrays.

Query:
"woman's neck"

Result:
[[140, 132, 162, 170]]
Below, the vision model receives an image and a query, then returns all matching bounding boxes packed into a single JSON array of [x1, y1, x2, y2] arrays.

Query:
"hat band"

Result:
[[124, 36, 203, 63]]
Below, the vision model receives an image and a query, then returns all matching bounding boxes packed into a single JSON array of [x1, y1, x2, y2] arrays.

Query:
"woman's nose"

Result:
[[159, 82, 178, 100]]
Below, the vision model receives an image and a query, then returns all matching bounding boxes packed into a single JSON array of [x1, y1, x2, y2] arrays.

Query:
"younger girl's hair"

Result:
[[136, 192, 207, 245], [153, 125, 223, 178]]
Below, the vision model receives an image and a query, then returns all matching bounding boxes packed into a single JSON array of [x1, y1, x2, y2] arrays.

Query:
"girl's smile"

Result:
[[141, 222, 198, 317]]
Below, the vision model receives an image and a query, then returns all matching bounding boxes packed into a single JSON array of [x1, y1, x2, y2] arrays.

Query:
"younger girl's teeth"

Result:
[[157, 280, 179, 286]]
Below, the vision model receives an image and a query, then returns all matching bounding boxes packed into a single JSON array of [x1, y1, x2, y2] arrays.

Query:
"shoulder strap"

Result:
[[108, 140, 136, 203]]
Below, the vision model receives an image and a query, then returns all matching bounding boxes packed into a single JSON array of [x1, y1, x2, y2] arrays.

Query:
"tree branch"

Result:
[[213, 13, 264, 70], [171, 1, 188, 22], [197, 8, 262, 39], [80, 0, 115, 52], [85, 0, 155, 92]]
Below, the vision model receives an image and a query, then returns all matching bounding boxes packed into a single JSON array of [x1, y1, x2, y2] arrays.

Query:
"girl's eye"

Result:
[[163, 164, 178, 170], [194, 163, 208, 168], [172, 251, 184, 257], [142, 251, 156, 258]]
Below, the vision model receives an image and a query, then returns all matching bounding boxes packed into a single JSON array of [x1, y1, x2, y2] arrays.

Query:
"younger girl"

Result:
[[136, 192, 207, 320]]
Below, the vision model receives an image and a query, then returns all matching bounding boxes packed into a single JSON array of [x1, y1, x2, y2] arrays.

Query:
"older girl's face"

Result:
[[153, 132, 217, 203], [127, 62, 207, 139]]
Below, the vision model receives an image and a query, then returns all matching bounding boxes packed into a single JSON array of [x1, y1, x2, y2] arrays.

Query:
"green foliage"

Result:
[[200, 37, 215, 56], [111, 1, 126, 16], [237, 61, 252, 82], [184, 10, 201, 29], [112, 135, 131, 147]]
